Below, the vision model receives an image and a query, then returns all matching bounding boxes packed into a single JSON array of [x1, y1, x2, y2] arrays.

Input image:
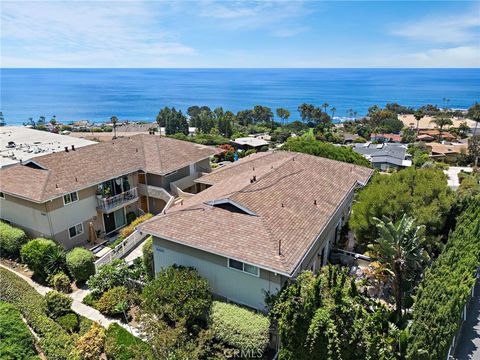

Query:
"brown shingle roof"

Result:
[[139, 151, 373, 276], [0, 135, 218, 202]]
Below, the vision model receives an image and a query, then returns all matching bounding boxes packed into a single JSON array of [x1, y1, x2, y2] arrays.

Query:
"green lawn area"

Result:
[[0, 301, 40, 360]]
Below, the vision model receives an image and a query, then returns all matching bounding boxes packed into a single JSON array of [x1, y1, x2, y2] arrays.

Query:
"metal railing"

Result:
[[94, 229, 147, 270], [96, 187, 138, 212]]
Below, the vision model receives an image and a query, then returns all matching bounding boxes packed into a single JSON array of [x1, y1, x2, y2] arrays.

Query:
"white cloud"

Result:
[[1, 0, 196, 67], [403, 46, 480, 67], [392, 5, 480, 44]]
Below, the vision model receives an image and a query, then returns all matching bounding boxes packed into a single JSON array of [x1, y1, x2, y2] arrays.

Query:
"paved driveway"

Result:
[[454, 281, 480, 359]]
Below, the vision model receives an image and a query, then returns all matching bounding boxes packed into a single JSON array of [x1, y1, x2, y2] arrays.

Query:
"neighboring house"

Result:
[[416, 134, 435, 142], [0, 126, 95, 168], [0, 135, 217, 249], [429, 142, 468, 162], [342, 133, 360, 144], [138, 151, 373, 310], [231, 137, 269, 150], [353, 142, 412, 170], [370, 133, 402, 143], [418, 130, 456, 141]]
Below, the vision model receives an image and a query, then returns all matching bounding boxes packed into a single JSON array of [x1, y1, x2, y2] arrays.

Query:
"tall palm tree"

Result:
[[430, 113, 453, 142], [330, 107, 336, 119], [370, 215, 426, 317], [110, 116, 118, 139], [322, 103, 329, 114], [413, 110, 425, 136]]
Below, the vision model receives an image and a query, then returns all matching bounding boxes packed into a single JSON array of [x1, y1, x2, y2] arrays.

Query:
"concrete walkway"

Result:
[[454, 280, 480, 359], [0, 263, 139, 336], [124, 238, 148, 263], [444, 167, 473, 190]]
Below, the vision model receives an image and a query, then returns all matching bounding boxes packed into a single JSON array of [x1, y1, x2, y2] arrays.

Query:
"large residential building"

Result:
[[0, 135, 217, 248], [138, 151, 373, 310]]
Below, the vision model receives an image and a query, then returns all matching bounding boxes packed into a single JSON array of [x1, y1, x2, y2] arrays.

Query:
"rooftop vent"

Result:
[[64, 146, 69, 152]]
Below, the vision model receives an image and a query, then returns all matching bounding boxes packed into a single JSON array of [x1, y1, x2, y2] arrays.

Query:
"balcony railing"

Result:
[[96, 187, 138, 212]]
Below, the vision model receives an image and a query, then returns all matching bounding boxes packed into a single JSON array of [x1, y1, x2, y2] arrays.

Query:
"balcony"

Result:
[[96, 187, 138, 213]]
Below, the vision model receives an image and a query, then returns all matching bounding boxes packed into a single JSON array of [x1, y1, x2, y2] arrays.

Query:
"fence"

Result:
[[94, 230, 147, 270]]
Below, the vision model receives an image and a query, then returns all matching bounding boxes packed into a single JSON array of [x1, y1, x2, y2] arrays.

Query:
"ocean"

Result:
[[1, 68, 479, 125]]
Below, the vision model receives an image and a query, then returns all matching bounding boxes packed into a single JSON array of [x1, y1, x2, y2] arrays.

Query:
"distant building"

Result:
[[418, 130, 456, 141], [231, 137, 269, 150], [429, 142, 468, 162], [0, 126, 95, 168], [353, 142, 412, 170]]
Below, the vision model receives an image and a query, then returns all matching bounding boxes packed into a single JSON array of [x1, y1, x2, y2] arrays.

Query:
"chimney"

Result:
[[71, 145, 75, 151], [64, 146, 69, 152]]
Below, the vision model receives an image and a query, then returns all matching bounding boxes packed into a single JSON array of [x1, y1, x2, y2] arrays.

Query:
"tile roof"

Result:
[[139, 151, 373, 276], [0, 134, 218, 202]]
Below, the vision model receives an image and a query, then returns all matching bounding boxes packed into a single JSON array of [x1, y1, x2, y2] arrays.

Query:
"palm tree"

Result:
[[430, 113, 453, 142], [413, 110, 425, 136], [330, 107, 336, 119], [110, 116, 118, 139], [322, 103, 329, 114], [370, 215, 426, 316]]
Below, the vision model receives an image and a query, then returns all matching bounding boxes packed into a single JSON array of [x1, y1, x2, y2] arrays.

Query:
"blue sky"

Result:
[[1, 0, 479, 67]]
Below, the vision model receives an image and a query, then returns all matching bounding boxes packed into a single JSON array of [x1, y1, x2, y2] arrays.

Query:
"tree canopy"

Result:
[[282, 134, 371, 167], [350, 168, 455, 254]]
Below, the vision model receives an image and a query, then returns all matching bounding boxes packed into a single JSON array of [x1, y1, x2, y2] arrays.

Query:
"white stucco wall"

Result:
[[153, 239, 281, 311], [0, 197, 51, 235]]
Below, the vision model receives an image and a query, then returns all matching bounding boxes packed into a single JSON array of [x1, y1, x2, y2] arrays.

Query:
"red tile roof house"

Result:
[[138, 151, 373, 310], [0, 135, 218, 249]]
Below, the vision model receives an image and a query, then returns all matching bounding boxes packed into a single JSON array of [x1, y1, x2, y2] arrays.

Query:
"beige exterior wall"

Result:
[[153, 236, 282, 310]]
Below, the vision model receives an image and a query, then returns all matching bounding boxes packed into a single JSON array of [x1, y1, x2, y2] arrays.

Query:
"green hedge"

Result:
[[0, 222, 28, 258], [407, 197, 480, 359], [66, 247, 95, 283], [0, 301, 39, 360], [210, 301, 270, 351], [105, 323, 153, 360], [0, 268, 74, 359], [20, 238, 59, 280]]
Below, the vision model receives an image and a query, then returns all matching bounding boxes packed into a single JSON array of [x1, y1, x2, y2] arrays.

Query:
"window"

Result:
[[69, 223, 83, 238], [228, 258, 259, 277], [63, 191, 78, 205], [0, 192, 4, 199]]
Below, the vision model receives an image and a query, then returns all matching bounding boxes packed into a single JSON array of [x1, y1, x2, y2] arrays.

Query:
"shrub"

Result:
[[119, 213, 153, 239], [141, 266, 212, 329], [87, 259, 134, 296], [44, 246, 67, 276], [82, 293, 98, 307], [105, 323, 153, 360], [211, 301, 270, 351], [70, 322, 105, 360], [20, 238, 59, 280], [0, 301, 39, 360], [0, 222, 28, 258], [244, 149, 257, 157], [143, 236, 154, 279], [126, 211, 137, 225], [282, 134, 372, 167], [50, 272, 71, 293], [57, 313, 79, 333], [407, 197, 480, 359], [0, 268, 74, 359], [45, 290, 72, 319], [95, 286, 129, 316], [66, 248, 95, 283]]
